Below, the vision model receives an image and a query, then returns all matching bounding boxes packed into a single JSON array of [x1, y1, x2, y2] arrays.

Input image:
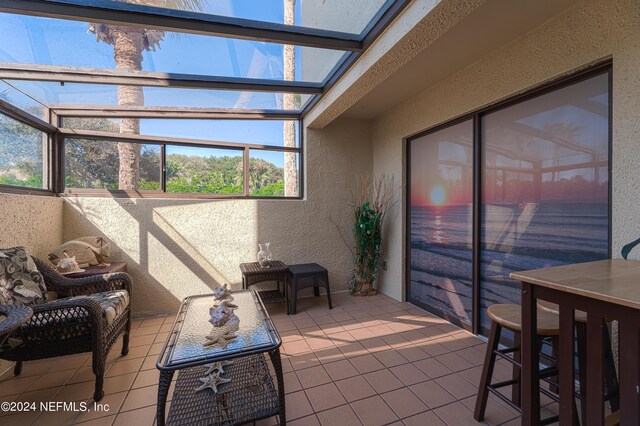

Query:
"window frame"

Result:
[[57, 118, 304, 200], [0, 102, 56, 196]]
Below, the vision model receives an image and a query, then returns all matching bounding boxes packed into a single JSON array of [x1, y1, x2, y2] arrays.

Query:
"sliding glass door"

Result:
[[479, 72, 610, 331], [407, 66, 610, 334], [408, 120, 474, 326]]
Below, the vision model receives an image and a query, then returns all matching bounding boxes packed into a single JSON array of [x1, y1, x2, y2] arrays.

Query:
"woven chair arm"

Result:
[[29, 297, 105, 335], [0, 305, 32, 338], [33, 257, 132, 297]]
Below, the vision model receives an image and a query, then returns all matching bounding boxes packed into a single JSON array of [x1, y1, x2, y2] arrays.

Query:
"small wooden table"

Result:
[[240, 261, 289, 306], [65, 262, 128, 278], [512, 259, 640, 426]]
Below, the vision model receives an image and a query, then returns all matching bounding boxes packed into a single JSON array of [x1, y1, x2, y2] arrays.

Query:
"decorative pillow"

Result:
[[0, 247, 47, 306]]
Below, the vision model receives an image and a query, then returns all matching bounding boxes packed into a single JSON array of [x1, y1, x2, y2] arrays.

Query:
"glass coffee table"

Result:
[[156, 290, 285, 426]]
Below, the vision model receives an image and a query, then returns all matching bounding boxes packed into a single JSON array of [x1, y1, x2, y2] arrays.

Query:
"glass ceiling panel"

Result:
[[0, 80, 47, 119], [53, 0, 391, 35], [5, 80, 311, 111], [0, 12, 346, 83]]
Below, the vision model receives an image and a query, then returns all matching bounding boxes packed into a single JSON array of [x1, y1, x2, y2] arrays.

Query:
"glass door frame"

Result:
[[405, 61, 613, 335]]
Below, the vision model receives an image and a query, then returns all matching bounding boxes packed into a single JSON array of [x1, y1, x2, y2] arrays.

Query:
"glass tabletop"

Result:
[[157, 290, 281, 370]]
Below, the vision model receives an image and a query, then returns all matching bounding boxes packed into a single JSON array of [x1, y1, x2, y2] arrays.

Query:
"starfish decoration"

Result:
[[194, 371, 231, 393], [204, 360, 234, 375], [203, 329, 239, 349]]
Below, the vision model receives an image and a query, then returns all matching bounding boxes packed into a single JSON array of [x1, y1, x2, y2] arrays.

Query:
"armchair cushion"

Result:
[[0, 247, 47, 306], [61, 289, 130, 327]]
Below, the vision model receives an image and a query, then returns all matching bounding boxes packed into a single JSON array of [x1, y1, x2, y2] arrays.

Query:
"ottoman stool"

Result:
[[287, 263, 332, 315]]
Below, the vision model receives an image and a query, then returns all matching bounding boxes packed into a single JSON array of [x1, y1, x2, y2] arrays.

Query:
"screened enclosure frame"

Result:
[[0, 0, 412, 198], [405, 61, 613, 335]]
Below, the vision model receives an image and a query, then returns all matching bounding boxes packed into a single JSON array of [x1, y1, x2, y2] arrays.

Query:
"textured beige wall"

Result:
[[63, 118, 373, 316], [371, 0, 640, 300], [0, 193, 63, 259]]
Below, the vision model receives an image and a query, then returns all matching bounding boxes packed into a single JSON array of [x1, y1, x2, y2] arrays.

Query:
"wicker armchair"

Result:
[[0, 257, 132, 401]]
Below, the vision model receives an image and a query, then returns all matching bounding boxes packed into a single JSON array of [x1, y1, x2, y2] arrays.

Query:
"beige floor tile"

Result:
[[323, 359, 359, 381], [68, 367, 97, 385], [56, 380, 95, 402], [363, 369, 405, 394], [305, 382, 347, 412], [409, 380, 456, 409], [335, 376, 376, 402], [33, 405, 81, 425], [434, 373, 477, 400], [380, 387, 428, 419], [74, 414, 116, 426], [372, 350, 409, 368], [112, 405, 155, 426], [289, 414, 320, 426], [106, 358, 144, 378], [102, 372, 137, 394], [75, 391, 127, 423], [284, 371, 303, 394], [1, 410, 40, 425], [295, 365, 331, 389], [349, 354, 385, 374], [389, 364, 429, 386], [285, 390, 314, 421], [394, 345, 430, 362], [289, 352, 321, 371], [402, 410, 446, 426], [25, 368, 76, 391], [432, 401, 475, 426], [314, 347, 346, 364], [316, 404, 363, 426], [412, 357, 453, 379], [0, 375, 38, 397], [460, 395, 519, 425], [433, 353, 475, 373], [131, 369, 159, 389], [350, 395, 398, 426], [119, 385, 157, 412], [16, 386, 61, 404]]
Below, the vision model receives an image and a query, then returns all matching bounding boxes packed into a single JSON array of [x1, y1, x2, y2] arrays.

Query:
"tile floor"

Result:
[[0, 292, 560, 425]]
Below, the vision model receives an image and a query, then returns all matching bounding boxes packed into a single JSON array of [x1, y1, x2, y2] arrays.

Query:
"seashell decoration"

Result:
[[209, 300, 240, 328], [213, 283, 236, 307], [55, 251, 84, 274]]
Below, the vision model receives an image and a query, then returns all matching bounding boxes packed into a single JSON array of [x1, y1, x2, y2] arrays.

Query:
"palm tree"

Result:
[[283, 0, 298, 197], [89, 0, 203, 190]]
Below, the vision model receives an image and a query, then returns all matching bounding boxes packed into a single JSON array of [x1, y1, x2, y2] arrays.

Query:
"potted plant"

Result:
[[351, 176, 397, 296]]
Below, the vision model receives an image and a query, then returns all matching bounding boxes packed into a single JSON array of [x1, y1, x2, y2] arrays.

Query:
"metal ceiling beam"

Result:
[[0, 98, 55, 132], [301, 0, 412, 117], [0, 0, 362, 51], [51, 105, 300, 120], [58, 128, 300, 152], [0, 63, 323, 94]]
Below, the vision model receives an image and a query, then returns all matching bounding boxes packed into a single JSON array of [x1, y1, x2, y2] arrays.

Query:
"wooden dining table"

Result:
[[511, 259, 640, 426]]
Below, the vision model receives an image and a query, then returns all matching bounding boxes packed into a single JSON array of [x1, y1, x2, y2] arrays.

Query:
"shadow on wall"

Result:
[[61, 118, 374, 317], [63, 197, 260, 316]]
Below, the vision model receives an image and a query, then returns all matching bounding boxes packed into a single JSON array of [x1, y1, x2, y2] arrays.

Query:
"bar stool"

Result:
[[537, 300, 620, 420], [474, 304, 564, 424]]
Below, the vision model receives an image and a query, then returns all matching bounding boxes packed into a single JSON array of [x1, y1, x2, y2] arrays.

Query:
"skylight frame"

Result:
[[0, 0, 412, 117]]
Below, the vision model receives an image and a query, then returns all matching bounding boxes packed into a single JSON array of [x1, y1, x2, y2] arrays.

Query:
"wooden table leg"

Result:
[[156, 370, 174, 426], [559, 304, 576, 424], [268, 348, 286, 426], [586, 314, 605, 425], [619, 321, 640, 425], [521, 281, 540, 426]]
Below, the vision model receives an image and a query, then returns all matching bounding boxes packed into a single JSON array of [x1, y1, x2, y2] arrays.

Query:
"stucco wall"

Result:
[[0, 192, 63, 259], [63, 118, 373, 316], [371, 0, 640, 300]]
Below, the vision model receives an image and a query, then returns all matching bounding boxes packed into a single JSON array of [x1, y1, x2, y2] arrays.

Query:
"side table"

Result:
[[156, 290, 285, 426], [65, 262, 128, 278], [0, 305, 33, 347], [240, 261, 289, 306]]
